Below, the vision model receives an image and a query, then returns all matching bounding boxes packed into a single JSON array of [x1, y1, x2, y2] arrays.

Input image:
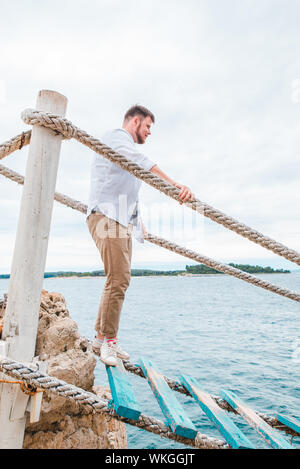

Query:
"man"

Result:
[[86, 105, 194, 366]]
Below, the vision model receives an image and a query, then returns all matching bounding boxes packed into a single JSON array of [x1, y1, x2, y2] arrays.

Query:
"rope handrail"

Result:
[[146, 234, 300, 303], [0, 353, 297, 440], [1, 161, 300, 303], [17, 107, 300, 267], [120, 359, 299, 438], [0, 356, 229, 450], [1, 111, 300, 265]]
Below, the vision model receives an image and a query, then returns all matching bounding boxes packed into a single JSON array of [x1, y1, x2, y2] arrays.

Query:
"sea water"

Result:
[[0, 273, 299, 449]]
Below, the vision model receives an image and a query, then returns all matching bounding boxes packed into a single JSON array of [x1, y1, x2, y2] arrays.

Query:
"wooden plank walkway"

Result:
[[103, 357, 298, 449], [180, 374, 255, 449], [139, 357, 197, 439], [276, 414, 300, 434], [105, 358, 141, 420], [221, 390, 294, 449]]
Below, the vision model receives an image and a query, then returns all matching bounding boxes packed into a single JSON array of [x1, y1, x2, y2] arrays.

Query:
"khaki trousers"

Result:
[[86, 212, 133, 338]]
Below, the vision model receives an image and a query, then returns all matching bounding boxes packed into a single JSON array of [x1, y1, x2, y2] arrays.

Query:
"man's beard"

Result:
[[135, 122, 144, 144]]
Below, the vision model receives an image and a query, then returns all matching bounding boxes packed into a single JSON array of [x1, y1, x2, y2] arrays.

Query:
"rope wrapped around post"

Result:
[[15, 108, 300, 267], [1, 161, 300, 304], [0, 356, 229, 450]]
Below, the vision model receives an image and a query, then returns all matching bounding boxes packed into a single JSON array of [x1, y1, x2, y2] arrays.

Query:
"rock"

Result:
[[0, 289, 127, 449], [24, 384, 127, 449]]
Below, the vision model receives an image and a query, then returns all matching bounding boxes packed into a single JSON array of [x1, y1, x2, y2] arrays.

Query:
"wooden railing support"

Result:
[[0, 89, 67, 449]]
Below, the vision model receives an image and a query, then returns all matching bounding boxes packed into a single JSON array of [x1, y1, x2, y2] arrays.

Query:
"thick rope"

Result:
[[1, 120, 298, 443], [0, 164, 25, 185], [1, 113, 300, 266], [0, 357, 228, 449], [145, 234, 300, 303], [0, 163, 88, 213], [0, 131, 31, 160], [1, 162, 300, 304], [16, 108, 300, 267]]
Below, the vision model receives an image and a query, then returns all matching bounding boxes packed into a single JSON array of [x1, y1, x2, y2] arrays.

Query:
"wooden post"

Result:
[[0, 89, 67, 448]]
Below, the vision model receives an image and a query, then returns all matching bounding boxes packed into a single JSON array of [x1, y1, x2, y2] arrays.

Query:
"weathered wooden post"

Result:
[[0, 90, 67, 448]]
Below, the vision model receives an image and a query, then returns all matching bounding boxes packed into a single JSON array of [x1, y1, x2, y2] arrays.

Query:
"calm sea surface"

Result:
[[1, 273, 299, 449]]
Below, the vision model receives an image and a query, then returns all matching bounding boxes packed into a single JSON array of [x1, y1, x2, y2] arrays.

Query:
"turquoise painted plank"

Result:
[[277, 414, 300, 434], [105, 358, 141, 420], [180, 374, 255, 449], [139, 357, 197, 439], [221, 390, 294, 449]]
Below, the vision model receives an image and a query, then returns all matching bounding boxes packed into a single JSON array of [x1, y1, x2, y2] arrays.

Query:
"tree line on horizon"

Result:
[[0, 263, 291, 279]]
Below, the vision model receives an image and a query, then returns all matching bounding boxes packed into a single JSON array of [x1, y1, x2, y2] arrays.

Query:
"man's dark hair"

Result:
[[124, 105, 155, 124]]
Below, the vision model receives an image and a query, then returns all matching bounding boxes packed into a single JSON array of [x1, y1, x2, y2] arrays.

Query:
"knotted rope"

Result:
[[0, 357, 228, 449], [1, 161, 300, 303]]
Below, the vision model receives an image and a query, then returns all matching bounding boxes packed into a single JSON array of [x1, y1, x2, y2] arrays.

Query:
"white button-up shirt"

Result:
[[87, 128, 156, 243]]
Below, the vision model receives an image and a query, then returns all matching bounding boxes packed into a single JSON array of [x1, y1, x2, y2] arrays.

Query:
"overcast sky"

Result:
[[0, 0, 300, 273]]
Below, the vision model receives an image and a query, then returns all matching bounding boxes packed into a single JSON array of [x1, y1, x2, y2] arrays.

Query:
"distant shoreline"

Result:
[[46, 273, 292, 279], [0, 263, 292, 279]]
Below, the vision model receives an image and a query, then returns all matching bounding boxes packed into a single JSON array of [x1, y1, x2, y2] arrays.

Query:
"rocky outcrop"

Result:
[[0, 290, 127, 449]]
